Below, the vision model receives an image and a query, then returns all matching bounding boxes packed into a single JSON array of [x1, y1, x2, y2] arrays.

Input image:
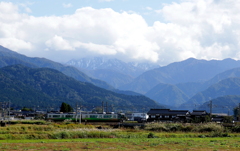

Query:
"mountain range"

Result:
[[2, 45, 240, 114], [67, 56, 240, 114], [0, 64, 163, 111], [119, 58, 240, 94], [66, 57, 159, 88], [197, 95, 240, 114], [0, 46, 115, 90], [0, 45, 164, 111]]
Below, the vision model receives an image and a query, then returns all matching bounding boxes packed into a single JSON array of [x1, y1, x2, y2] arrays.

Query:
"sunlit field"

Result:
[[0, 121, 240, 151]]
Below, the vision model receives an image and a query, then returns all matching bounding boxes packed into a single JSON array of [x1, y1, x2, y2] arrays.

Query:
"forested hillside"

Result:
[[0, 64, 164, 111], [0, 45, 113, 90]]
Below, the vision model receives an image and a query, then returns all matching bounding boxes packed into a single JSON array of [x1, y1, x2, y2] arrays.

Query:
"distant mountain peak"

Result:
[[65, 57, 159, 77]]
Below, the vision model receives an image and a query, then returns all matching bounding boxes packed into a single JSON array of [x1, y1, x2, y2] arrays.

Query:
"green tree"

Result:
[[60, 102, 73, 112], [21, 107, 33, 111], [204, 115, 211, 123], [223, 116, 233, 123], [233, 107, 240, 120]]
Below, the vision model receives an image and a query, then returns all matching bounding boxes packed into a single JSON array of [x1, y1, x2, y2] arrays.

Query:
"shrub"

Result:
[[147, 132, 158, 138], [144, 123, 167, 132], [208, 131, 230, 137], [231, 125, 240, 132], [145, 123, 189, 132], [192, 123, 224, 133]]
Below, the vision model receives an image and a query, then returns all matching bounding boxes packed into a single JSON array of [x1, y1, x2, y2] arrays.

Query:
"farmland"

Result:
[[0, 121, 240, 150]]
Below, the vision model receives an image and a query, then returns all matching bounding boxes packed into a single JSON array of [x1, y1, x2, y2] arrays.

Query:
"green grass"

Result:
[[0, 121, 240, 150], [1, 137, 240, 151]]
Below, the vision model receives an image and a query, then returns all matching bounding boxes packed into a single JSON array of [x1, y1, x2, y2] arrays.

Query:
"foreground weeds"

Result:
[[144, 122, 227, 132], [0, 122, 239, 140], [0, 122, 240, 150]]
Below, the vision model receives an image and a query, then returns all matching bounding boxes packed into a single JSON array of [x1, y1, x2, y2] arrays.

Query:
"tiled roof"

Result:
[[191, 110, 208, 115], [147, 109, 189, 115]]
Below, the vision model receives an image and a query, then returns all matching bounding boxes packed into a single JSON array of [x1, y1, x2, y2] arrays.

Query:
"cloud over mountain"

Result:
[[0, 0, 240, 65]]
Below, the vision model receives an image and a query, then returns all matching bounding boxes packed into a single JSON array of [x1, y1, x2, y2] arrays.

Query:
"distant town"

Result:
[[1, 101, 239, 126]]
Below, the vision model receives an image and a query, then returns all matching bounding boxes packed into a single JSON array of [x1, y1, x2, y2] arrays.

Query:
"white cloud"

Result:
[[0, 37, 32, 51], [146, 7, 153, 11], [0, 1, 240, 65], [45, 35, 74, 51], [152, 0, 240, 64], [62, 3, 72, 8]]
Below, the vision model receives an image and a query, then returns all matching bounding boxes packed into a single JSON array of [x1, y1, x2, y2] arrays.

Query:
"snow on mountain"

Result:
[[66, 57, 159, 77]]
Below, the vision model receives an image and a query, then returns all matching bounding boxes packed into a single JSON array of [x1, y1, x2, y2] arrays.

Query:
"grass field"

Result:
[[0, 121, 240, 151], [1, 137, 240, 151]]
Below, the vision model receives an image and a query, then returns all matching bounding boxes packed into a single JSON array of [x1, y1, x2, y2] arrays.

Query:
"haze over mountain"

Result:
[[66, 57, 159, 88], [143, 64, 240, 112], [197, 95, 240, 115], [145, 83, 189, 107], [119, 58, 240, 94], [179, 77, 240, 110], [174, 67, 240, 101]]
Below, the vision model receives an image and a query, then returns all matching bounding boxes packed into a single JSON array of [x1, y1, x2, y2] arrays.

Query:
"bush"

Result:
[[145, 123, 191, 132], [192, 123, 224, 133], [147, 132, 158, 138], [144, 122, 227, 133], [231, 125, 240, 132], [144, 123, 167, 132], [208, 131, 230, 137]]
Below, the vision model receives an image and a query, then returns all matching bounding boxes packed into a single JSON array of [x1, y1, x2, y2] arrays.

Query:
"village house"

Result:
[[147, 109, 190, 122]]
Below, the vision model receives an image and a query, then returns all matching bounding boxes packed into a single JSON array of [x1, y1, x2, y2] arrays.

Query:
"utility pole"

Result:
[[75, 103, 82, 124], [111, 105, 114, 113], [102, 101, 104, 113], [75, 103, 78, 122], [209, 100, 213, 116], [79, 104, 81, 124], [8, 101, 10, 124], [106, 102, 108, 113], [238, 103, 240, 121]]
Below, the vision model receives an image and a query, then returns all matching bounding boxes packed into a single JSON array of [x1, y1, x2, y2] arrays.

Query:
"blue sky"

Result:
[[6, 0, 178, 24], [0, 0, 240, 65]]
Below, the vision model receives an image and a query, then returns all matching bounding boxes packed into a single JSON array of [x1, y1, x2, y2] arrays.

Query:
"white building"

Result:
[[130, 113, 149, 121]]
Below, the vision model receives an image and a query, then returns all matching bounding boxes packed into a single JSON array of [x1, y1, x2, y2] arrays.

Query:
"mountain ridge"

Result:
[[119, 58, 240, 94], [0, 45, 113, 90], [0, 64, 164, 111]]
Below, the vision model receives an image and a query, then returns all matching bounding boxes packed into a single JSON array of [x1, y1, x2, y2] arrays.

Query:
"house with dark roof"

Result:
[[147, 109, 190, 122], [191, 110, 209, 117], [190, 110, 210, 123]]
